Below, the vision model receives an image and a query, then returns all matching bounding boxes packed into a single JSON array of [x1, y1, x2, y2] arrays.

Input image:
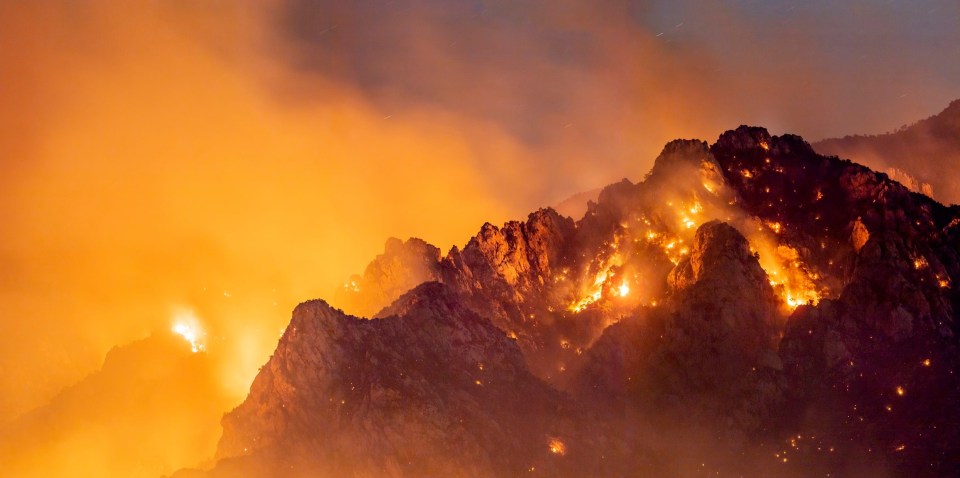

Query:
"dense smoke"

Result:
[[1, 1, 958, 477]]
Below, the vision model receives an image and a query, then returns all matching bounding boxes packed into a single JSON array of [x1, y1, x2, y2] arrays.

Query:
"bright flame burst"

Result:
[[548, 437, 567, 456], [569, 269, 609, 312], [172, 309, 206, 353], [758, 240, 822, 310], [566, 175, 827, 314]]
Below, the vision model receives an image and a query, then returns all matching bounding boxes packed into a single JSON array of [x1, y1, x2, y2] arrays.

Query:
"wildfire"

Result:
[[569, 269, 607, 312], [784, 293, 807, 309], [618, 281, 630, 297], [569, 249, 625, 312], [548, 437, 567, 456], [172, 311, 206, 353], [752, 237, 823, 310]]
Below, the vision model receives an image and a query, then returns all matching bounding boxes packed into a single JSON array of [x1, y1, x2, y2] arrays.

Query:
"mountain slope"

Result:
[[186, 125, 960, 478], [204, 283, 654, 477], [0, 334, 231, 478], [814, 99, 960, 205]]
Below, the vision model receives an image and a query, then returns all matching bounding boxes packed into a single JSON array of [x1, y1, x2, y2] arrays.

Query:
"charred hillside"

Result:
[[179, 126, 960, 478]]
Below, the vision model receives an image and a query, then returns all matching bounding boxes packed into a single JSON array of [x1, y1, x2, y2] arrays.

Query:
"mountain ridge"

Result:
[[180, 125, 960, 477], [814, 98, 960, 205]]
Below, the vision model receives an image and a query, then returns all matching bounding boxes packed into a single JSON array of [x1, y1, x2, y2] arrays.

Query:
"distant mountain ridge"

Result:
[[814, 98, 960, 205], [0, 334, 231, 478]]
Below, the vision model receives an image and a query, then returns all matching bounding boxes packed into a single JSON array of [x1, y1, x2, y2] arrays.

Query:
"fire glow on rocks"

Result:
[[186, 127, 960, 478], [563, 142, 825, 316]]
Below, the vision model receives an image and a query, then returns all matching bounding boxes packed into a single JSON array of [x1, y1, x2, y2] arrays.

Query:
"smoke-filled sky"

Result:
[[1, 0, 958, 426]]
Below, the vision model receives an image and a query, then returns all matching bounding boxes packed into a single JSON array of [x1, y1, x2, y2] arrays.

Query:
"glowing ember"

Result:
[[548, 437, 566, 456], [913, 257, 928, 270], [618, 281, 630, 297], [923, 358, 932, 367], [171, 311, 206, 353], [896, 386, 906, 396]]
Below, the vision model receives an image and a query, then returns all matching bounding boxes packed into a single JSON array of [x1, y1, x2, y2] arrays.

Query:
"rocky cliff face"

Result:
[[714, 127, 960, 474], [209, 283, 652, 478], [188, 125, 960, 478], [572, 221, 785, 458], [332, 237, 442, 318]]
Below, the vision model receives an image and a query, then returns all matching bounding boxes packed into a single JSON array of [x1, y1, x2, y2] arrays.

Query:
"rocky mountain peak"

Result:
[[211, 282, 653, 477], [333, 237, 442, 317], [649, 138, 711, 175], [669, 220, 766, 291], [663, 220, 780, 379], [192, 124, 960, 478]]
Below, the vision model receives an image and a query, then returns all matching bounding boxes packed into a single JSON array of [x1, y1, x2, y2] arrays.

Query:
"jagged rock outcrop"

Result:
[[210, 283, 652, 478], [185, 125, 960, 478], [438, 208, 595, 380], [574, 221, 783, 437], [333, 237, 442, 317], [661, 221, 781, 387], [713, 126, 960, 476]]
